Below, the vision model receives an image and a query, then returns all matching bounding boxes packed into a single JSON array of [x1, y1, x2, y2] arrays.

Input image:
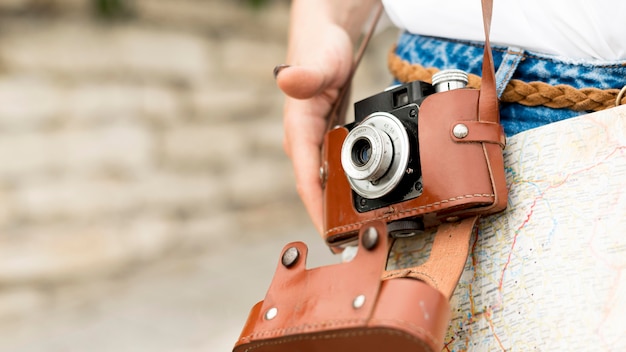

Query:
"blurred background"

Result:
[[0, 0, 395, 351]]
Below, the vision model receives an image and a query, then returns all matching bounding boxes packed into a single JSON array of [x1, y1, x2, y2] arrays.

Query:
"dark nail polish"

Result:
[[273, 64, 291, 79]]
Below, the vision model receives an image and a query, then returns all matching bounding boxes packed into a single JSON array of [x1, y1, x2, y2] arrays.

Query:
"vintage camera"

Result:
[[339, 70, 469, 214]]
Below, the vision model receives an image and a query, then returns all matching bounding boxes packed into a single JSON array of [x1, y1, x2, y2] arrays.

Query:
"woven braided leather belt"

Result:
[[388, 48, 626, 112]]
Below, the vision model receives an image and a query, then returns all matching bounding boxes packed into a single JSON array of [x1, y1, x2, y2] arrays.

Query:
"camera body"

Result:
[[320, 69, 509, 247], [342, 81, 434, 213]]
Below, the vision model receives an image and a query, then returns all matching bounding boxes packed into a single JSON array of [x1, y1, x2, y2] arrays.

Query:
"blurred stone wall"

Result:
[[0, 0, 395, 315], [0, 0, 293, 283]]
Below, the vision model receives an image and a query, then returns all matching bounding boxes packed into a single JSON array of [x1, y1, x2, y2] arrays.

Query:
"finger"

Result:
[[290, 133, 325, 235], [275, 65, 327, 100], [283, 98, 329, 235]]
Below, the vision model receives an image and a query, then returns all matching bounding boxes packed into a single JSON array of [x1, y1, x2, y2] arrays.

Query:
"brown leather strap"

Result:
[[383, 216, 478, 299], [450, 120, 506, 148], [380, 0, 494, 300], [328, 0, 498, 127], [325, 3, 385, 131], [479, 0, 499, 124]]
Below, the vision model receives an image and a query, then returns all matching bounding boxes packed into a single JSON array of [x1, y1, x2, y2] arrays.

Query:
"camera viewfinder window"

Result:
[[393, 89, 409, 108]]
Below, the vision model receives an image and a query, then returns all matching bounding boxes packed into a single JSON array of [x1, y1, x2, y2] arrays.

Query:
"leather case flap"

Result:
[[235, 222, 389, 349], [234, 222, 453, 352]]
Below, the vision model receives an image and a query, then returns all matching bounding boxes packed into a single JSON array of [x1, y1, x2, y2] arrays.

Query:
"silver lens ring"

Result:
[[341, 112, 410, 199], [341, 124, 393, 181]]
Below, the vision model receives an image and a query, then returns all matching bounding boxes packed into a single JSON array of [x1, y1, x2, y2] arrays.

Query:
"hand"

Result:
[[276, 24, 354, 235], [275, 0, 379, 235]]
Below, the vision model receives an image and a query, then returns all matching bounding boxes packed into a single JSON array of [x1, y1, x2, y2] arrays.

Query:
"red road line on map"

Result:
[[443, 337, 454, 352], [498, 207, 530, 290], [486, 309, 506, 351]]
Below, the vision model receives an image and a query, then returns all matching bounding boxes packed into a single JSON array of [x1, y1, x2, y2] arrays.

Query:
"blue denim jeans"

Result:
[[395, 33, 626, 136]]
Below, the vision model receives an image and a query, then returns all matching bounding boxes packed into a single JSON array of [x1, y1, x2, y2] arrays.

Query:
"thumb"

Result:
[[275, 65, 326, 100], [275, 65, 335, 100]]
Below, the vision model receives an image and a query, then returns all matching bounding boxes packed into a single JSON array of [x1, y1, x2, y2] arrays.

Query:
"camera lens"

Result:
[[341, 124, 392, 182], [341, 112, 410, 199], [352, 138, 372, 167]]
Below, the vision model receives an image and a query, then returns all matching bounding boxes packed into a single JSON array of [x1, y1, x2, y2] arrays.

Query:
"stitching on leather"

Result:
[[325, 193, 495, 237], [240, 326, 431, 352]]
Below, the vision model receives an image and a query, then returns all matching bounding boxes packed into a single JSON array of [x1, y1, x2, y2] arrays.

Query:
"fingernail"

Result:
[[273, 64, 291, 79]]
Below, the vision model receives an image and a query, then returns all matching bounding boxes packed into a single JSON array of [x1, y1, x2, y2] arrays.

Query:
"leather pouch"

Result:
[[322, 0, 507, 248], [232, 220, 474, 352]]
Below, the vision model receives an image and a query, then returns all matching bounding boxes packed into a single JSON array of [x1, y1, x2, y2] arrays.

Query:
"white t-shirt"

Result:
[[382, 0, 626, 61]]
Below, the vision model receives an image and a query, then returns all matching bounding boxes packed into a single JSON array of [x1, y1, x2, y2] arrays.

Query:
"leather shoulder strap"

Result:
[[325, 3, 385, 131], [384, 216, 478, 299], [327, 0, 498, 129], [478, 0, 499, 123]]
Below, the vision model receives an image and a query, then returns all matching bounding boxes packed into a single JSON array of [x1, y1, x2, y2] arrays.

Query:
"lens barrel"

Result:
[[342, 124, 393, 182], [340, 112, 410, 199]]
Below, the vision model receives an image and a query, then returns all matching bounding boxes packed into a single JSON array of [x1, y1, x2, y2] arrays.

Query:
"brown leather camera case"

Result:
[[322, 0, 507, 247], [233, 222, 453, 352], [323, 89, 507, 246]]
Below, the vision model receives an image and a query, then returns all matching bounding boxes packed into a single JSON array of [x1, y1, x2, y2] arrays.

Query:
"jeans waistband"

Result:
[[395, 32, 626, 91], [393, 32, 626, 135]]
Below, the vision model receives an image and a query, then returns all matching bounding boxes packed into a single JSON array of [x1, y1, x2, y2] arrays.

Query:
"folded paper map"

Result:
[[388, 106, 626, 350]]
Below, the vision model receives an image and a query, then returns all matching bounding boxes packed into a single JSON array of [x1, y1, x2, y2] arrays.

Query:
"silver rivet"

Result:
[[319, 162, 328, 187], [361, 227, 379, 250], [353, 295, 366, 309], [453, 124, 469, 139], [282, 247, 299, 268], [265, 307, 278, 320]]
